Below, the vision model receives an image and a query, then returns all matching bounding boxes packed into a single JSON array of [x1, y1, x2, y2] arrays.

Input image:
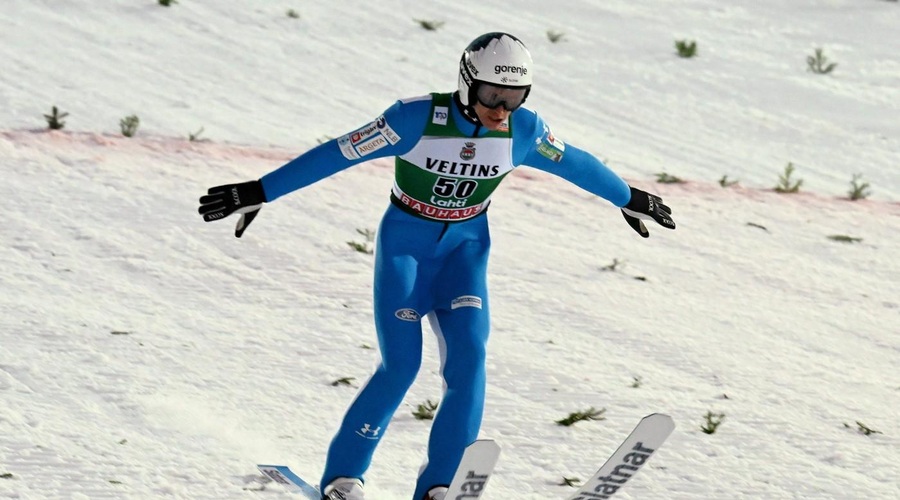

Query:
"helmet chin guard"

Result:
[[458, 32, 533, 110]]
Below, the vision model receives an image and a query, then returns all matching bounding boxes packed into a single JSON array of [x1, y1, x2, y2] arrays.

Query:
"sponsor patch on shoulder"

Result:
[[356, 135, 388, 156], [338, 134, 360, 160], [536, 125, 565, 162], [376, 115, 400, 145], [451, 295, 483, 310], [433, 106, 449, 126], [338, 117, 399, 160]]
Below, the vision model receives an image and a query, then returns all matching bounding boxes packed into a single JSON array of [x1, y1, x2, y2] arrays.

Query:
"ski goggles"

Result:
[[474, 82, 530, 111]]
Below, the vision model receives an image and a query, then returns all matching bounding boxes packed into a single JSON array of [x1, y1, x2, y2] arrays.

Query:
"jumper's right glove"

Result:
[[621, 186, 676, 238], [198, 180, 266, 238]]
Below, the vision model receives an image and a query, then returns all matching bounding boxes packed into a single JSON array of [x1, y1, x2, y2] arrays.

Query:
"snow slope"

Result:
[[1, 1, 898, 499]]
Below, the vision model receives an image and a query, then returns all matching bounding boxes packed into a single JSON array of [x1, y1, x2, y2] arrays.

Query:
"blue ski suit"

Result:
[[260, 92, 631, 499]]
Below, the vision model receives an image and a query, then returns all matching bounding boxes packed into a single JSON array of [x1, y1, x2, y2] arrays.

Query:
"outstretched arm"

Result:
[[198, 96, 431, 237], [513, 110, 675, 237], [527, 142, 632, 206]]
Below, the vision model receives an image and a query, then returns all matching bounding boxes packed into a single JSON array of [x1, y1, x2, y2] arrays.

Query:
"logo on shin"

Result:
[[395, 308, 420, 321], [356, 423, 382, 440]]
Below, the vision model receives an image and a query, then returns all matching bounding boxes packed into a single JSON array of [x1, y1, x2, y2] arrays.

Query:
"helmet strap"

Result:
[[453, 91, 482, 126]]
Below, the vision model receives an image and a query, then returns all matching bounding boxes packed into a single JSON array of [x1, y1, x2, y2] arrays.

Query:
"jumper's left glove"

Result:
[[198, 180, 266, 238], [621, 186, 676, 238]]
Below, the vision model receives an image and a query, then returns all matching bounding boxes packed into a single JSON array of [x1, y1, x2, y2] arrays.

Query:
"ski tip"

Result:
[[642, 412, 673, 421], [641, 413, 676, 431], [257, 464, 320, 497]]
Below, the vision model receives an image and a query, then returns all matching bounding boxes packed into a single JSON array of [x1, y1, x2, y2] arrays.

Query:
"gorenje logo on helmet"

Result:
[[494, 64, 527, 75]]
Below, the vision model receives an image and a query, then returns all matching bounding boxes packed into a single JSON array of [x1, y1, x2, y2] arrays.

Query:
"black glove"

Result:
[[621, 186, 676, 238], [198, 180, 266, 238]]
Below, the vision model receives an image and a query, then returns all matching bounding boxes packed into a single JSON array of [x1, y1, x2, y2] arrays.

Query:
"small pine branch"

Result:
[[346, 241, 369, 253], [844, 421, 882, 436], [559, 477, 580, 487], [630, 376, 643, 388], [675, 39, 697, 58], [44, 106, 69, 130], [414, 19, 444, 31], [547, 30, 565, 43], [827, 234, 863, 244], [847, 173, 871, 201], [600, 258, 623, 272], [0, 473, 14, 479], [719, 175, 739, 188], [701, 411, 725, 434], [120, 115, 140, 137], [807, 48, 837, 74], [413, 400, 439, 420], [158, 0, 177, 6], [286, 9, 300, 19], [188, 127, 205, 142], [346, 228, 375, 254], [556, 407, 606, 426], [656, 172, 685, 184], [774, 162, 803, 193], [330, 377, 356, 387]]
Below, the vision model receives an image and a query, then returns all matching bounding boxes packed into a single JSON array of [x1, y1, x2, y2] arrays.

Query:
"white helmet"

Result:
[[458, 32, 533, 110]]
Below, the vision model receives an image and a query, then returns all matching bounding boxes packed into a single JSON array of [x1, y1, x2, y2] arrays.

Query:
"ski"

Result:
[[257, 464, 320, 499], [445, 439, 501, 499], [566, 413, 675, 500], [257, 439, 500, 499]]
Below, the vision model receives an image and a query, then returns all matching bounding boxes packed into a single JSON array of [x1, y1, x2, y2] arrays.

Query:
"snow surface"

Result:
[[1, 1, 899, 499]]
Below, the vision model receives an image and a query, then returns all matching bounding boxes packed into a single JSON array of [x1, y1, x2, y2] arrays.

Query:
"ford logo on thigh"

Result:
[[395, 308, 421, 321]]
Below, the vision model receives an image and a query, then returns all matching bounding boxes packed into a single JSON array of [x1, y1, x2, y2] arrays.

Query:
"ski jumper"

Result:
[[259, 92, 631, 499]]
